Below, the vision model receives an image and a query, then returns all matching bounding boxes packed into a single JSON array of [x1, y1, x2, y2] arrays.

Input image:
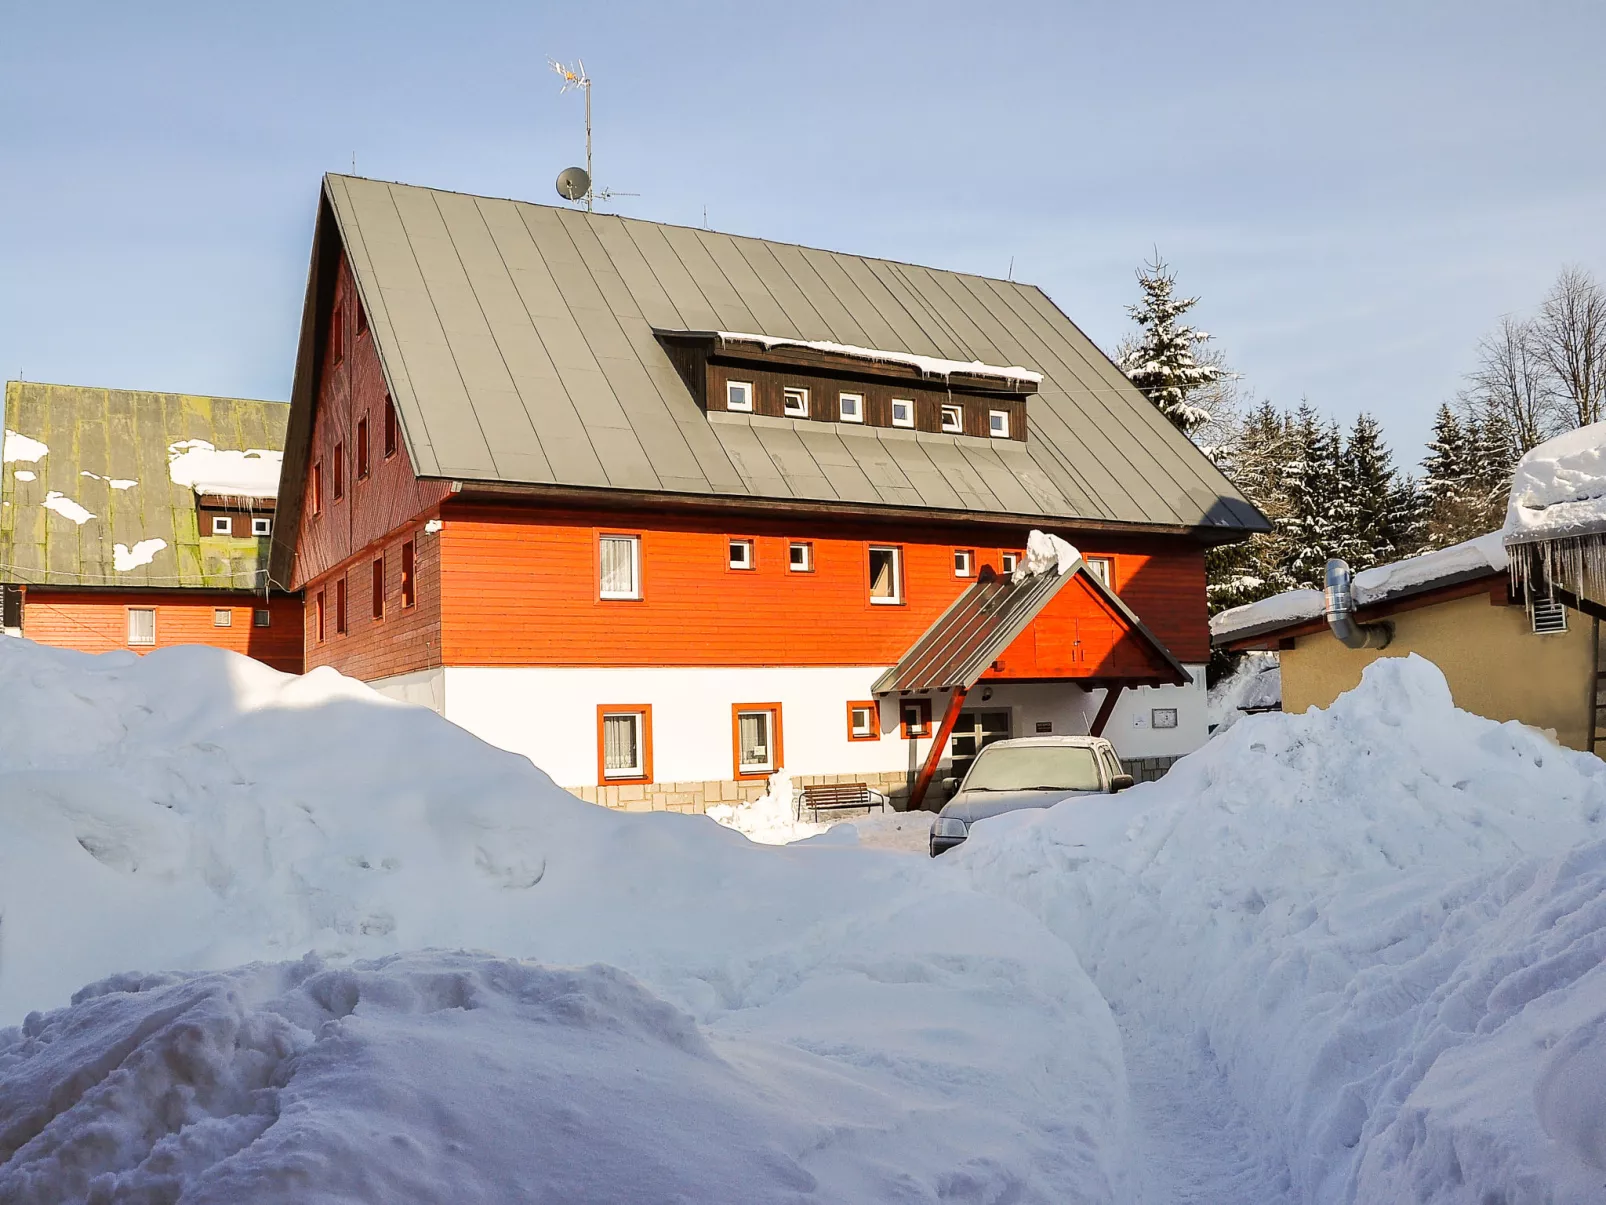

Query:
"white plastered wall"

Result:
[[369, 666, 447, 714], [951, 668, 1206, 761]]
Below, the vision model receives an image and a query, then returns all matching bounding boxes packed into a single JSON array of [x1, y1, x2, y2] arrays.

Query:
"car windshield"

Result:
[[962, 744, 1103, 792]]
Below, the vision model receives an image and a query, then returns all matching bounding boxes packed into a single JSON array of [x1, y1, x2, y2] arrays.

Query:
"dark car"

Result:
[[928, 736, 1133, 856]]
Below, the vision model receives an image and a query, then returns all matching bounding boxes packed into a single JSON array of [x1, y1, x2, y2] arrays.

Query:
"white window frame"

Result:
[[601, 710, 647, 779], [782, 387, 810, 418], [1085, 556, 1114, 588], [252, 517, 272, 536], [736, 708, 777, 774], [127, 608, 156, 646], [849, 704, 876, 738], [868, 545, 904, 605], [953, 549, 974, 578], [729, 538, 755, 570], [989, 410, 1010, 438], [211, 515, 232, 535], [726, 380, 754, 412], [891, 399, 915, 428], [1002, 553, 1019, 574], [213, 608, 233, 628], [1532, 597, 1568, 634], [599, 534, 641, 600], [838, 392, 864, 423], [789, 541, 812, 572], [941, 404, 964, 434]]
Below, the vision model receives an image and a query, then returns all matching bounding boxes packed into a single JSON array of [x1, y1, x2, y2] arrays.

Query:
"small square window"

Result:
[[211, 515, 232, 536], [891, 399, 915, 428], [954, 549, 975, 578], [729, 539, 754, 570], [213, 608, 232, 628], [1002, 553, 1019, 574], [848, 701, 879, 741], [989, 410, 1010, 438], [901, 698, 932, 739], [726, 380, 754, 412], [253, 608, 271, 628], [1085, 556, 1114, 588], [783, 387, 809, 418], [839, 393, 864, 423], [941, 404, 964, 434], [869, 546, 903, 605], [601, 534, 641, 599], [789, 542, 813, 572], [127, 608, 155, 646], [1151, 708, 1179, 730], [252, 517, 272, 536]]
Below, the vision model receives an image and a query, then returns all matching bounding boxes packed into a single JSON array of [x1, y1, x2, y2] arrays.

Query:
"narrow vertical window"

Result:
[[868, 546, 903, 604], [733, 705, 782, 777], [357, 415, 370, 479], [384, 396, 398, 458], [333, 443, 345, 500], [598, 706, 652, 783], [401, 541, 416, 609], [336, 577, 348, 635], [312, 461, 323, 514], [127, 608, 156, 646], [316, 591, 326, 642], [372, 556, 385, 619], [600, 534, 641, 599]]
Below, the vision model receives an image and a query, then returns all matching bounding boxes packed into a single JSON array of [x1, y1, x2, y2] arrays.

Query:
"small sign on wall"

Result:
[[1132, 712, 1148, 728], [1151, 708, 1179, 730], [1035, 721, 1052, 733]]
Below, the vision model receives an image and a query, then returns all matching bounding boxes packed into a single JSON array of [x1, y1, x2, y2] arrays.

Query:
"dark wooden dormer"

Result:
[[657, 331, 1037, 442]]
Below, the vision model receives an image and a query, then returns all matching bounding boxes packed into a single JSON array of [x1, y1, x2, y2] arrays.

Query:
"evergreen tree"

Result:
[[1421, 403, 1514, 546], [1335, 413, 1399, 570], [1279, 407, 1345, 588], [1206, 402, 1294, 613], [1116, 256, 1227, 436]]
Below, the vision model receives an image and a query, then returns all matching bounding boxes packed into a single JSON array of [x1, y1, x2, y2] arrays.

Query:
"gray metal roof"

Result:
[[276, 175, 1265, 582], [1, 381, 287, 589]]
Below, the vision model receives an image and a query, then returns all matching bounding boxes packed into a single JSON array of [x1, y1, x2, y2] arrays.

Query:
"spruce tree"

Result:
[[1422, 404, 1477, 547], [1206, 402, 1295, 612], [1279, 406, 1345, 588], [1116, 256, 1227, 436], [1336, 413, 1399, 569]]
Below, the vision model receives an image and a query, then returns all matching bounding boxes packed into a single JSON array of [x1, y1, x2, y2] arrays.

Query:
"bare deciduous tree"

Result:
[[1463, 314, 1555, 455], [1533, 265, 1606, 428]]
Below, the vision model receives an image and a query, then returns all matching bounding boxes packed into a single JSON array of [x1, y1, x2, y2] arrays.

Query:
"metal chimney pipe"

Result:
[[1324, 559, 1393, 650]]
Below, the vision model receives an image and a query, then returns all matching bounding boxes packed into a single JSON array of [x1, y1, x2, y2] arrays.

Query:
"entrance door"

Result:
[[949, 710, 1012, 786]]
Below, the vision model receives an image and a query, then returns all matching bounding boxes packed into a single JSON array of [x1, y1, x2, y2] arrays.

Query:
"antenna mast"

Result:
[[550, 58, 637, 213]]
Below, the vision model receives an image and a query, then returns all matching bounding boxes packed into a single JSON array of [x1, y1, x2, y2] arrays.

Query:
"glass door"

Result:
[[949, 710, 1012, 785]]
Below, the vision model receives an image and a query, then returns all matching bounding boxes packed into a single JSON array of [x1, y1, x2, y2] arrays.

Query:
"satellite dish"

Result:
[[556, 166, 591, 202]]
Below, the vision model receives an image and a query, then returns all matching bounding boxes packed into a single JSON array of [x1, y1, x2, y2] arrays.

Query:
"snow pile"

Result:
[[1206, 650, 1280, 733], [41, 491, 94, 525], [1505, 420, 1606, 541], [167, 440, 281, 498], [716, 332, 1043, 385], [954, 655, 1606, 1203], [113, 539, 166, 571], [2, 430, 48, 463], [1011, 529, 1080, 583], [0, 638, 1130, 1201], [1211, 532, 1507, 640], [704, 768, 827, 844]]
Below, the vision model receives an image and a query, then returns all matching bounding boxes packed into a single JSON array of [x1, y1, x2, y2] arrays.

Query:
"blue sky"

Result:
[[3, 1, 1603, 466]]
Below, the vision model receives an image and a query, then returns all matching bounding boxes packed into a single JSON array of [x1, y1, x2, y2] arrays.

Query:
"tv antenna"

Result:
[[550, 58, 637, 213]]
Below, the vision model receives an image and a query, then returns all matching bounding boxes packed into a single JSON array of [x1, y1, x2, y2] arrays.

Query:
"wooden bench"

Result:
[[797, 782, 887, 822]]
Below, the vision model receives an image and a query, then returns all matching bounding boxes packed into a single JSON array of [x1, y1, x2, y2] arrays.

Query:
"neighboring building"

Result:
[[1211, 533, 1597, 751], [270, 175, 1268, 811], [0, 381, 302, 671]]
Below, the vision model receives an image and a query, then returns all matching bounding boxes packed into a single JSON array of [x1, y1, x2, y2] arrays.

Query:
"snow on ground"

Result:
[[952, 656, 1606, 1203], [1206, 650, 1280, 735], [0, 637, 1129, 1202], [704, 768, 827, 844], [1505, 420, 1606, 539], [166, 440, 282, 498]]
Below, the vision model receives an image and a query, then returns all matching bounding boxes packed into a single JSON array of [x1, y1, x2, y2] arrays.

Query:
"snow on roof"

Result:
[[2, 430, 48, 463], [1504, 420, 1606, 543], [1210, 532, 1509, 641], [1011, 530, 1081, 581], [167, 439, 282, 499], [41, 491, 95, 526], [716, 332, 1044, 385]]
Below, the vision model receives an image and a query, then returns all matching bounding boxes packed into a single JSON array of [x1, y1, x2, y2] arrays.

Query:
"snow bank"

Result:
[[1505, 420, 1606, 541], [705, 768, 828, 844], [2, 431, 47, 463], [1210, 532, 1507, 640], [953, 655, 1606, 1203], [166, 440, 281, 499], [1206, 649, 1279, 734], [716, 332, 1043, 385], [0, 638, 1130, 1201]]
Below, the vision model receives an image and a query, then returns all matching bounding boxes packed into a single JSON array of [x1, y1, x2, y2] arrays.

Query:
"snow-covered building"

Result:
[[1212, 532, 1600, 751], [0, 381, 302, 670], [270, 175, 1269, 811]]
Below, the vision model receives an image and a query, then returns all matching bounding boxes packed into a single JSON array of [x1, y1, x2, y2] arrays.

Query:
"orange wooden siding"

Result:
[[21, 591, 304, 672], [435, 503, 1210, 669], [985, 574, 1179, 682]]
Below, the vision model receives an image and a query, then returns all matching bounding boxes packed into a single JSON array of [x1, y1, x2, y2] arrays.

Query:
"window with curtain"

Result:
[[602, 712, 643, 778], [737, 710, 773, 772], [600, 535, 640, 599], [127, 608, 155, 646]]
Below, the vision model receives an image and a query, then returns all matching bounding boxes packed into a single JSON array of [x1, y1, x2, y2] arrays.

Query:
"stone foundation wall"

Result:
[[566, 769, 917, 815], [1122, 755, 1181, 783]]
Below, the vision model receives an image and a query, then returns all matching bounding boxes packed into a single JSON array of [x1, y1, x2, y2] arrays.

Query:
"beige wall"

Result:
[[1280, 592, 1596, 750]]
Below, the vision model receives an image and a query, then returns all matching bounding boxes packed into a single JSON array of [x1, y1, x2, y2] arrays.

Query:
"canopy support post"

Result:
[[908, 686, 969, 812], [1089, 684, 1124, 737]]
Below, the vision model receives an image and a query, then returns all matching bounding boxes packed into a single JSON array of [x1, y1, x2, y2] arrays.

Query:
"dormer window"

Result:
[[941, 404, 963, 434], [727, 381, 754, 412], [891, 399, 915, 428], [989, 410, 1010, 438], [783, 387, 809, 418], [839, 393, 863, 423]]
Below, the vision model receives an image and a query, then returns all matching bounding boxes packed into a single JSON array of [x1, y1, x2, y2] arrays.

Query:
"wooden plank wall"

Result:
[[21, 590, 304, 672], [435, 502, 1210, 668], [301, 517, 443, 681]]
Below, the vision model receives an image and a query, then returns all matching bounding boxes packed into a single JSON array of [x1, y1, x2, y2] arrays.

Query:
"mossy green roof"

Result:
[[1, 381, 288, 589]]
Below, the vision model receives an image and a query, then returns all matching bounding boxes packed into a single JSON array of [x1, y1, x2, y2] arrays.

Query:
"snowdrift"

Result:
[[0, 639, 1127, 1202], [954, 656, 1606, 1203]]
